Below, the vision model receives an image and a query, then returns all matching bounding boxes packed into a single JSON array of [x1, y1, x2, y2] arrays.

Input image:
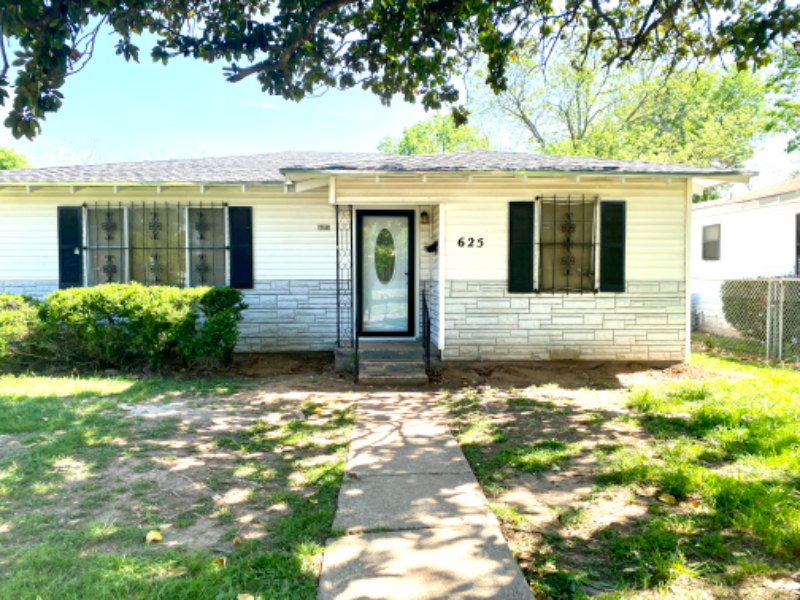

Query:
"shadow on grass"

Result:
[[0, 373, 355, 600], [442, 373, 800, 599]]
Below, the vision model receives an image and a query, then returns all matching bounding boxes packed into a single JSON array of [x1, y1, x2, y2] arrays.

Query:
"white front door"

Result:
[[358, 211, 415, 336]]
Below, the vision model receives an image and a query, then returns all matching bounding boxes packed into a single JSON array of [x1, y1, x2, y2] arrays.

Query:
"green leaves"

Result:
[[377, 112, 492, 154], [469, 45, 776, 169], [0, 284, 247, 369], [1, 0, 799, 138]]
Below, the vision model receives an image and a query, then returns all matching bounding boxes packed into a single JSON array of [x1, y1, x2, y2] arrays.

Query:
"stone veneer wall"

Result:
[[0, 280, 59, 298], [237, 280, 337, 352], [443, 280, 686, 362]]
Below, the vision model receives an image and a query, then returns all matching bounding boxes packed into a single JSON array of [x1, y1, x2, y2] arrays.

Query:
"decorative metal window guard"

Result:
[[537, 195, 599, 295], [83, 201, 228, 288]]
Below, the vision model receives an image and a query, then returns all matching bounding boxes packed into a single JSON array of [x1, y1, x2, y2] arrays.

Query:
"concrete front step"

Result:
[[358, 341, 426, 360], [357, 341, 429, 385], [359, 359, 426, 374], [357, 373, 430, 386]]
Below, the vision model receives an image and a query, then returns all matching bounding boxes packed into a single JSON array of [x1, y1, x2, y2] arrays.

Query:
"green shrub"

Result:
[[31, 284, 246, 369], [0, 294, 42, 359], [720, 280, 769, 342]]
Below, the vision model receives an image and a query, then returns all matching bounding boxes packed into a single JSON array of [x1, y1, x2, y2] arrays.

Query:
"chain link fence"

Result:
[[693, 278, 800, 361]]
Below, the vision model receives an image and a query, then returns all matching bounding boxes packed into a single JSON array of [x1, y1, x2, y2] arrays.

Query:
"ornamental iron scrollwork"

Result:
[[86, 202, 226, 288], [102, 212, 117, 241], [195, 211, 210, 241], [561, 213, 576, 236], [336, 205, 354, 349], [561, 251, 575, 275], [537, 195, 599, 294], [148, 254, 164, 283], [102, 255, 118, 283], [149, 210, 163, 240], [195, 253, 211, 284], [561, 212, 575, 275]]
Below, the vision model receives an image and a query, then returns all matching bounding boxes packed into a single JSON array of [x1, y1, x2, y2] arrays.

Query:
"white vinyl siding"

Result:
[[337, 176, 689, 284], [419, 204, 435, 282], [0, 177, 689, 287], [0, 189, 335, 282], [0, 199, 60, 281]]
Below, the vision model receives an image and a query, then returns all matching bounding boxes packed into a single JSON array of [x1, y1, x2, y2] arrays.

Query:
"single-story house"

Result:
[[692, 177, 800, 336], [0, 151, 752, 380]]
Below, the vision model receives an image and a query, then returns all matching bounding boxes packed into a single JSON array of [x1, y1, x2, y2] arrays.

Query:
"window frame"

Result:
[[81, 202, 230, 288], [535, 195, 600, 294], [702, 223, 721, 261]]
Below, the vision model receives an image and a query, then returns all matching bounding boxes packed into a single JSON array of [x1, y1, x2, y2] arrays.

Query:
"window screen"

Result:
[[702, 224, 721, 261]]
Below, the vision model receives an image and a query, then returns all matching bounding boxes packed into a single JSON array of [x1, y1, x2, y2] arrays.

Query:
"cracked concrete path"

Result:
[[318, 392, 534, 600]]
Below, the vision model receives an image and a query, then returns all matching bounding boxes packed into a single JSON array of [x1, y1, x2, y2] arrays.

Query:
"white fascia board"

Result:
[[280, 168, 757, 181], [0, 182, 286, 195], [294, 176, 330, 193], [328, 176, 336, 204]]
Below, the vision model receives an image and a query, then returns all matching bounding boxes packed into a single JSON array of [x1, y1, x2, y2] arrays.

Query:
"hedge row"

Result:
[[0, 284, 247, 369]]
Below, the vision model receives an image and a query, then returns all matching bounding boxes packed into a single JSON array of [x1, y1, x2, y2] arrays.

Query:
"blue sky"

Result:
[[0, 30, 429, 167]]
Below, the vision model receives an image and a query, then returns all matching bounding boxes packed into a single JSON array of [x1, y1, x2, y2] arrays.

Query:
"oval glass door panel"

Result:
[[362, 215, 410, 333], [375, 228, 396, 284]]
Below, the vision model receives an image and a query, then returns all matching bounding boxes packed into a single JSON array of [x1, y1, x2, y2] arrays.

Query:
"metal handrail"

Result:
[[422, 284, 431, 373]]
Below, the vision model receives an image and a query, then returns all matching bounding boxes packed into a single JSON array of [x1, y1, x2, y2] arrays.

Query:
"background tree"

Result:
[[378, 115, 493, 155], [0, 146, 28, 169], [469, 48, 779, 168], [1, 0, 799, 139], [765, 46, 800, 153]]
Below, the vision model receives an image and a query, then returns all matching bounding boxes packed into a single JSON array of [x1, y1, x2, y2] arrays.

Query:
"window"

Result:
[[539, 196, 597, 293], [508, 196, 626, 294], [79, 202, 229, 288], [702, 224, 721, 260]]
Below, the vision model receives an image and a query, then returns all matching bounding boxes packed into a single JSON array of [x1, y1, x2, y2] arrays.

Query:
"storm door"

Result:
[[357, 210, 415, 336]]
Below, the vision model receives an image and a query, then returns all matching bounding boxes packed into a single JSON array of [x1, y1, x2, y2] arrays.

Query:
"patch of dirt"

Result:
[[27, 358, 366, 552], [228, 353, 340, 380], [436, 359, 728, 391]]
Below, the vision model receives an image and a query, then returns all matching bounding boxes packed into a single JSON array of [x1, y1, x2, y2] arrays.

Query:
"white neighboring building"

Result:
[[692, 178, 800, 336]]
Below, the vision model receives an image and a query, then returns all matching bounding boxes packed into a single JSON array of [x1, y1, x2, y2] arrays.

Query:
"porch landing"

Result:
[[357, 341, 429, 386]]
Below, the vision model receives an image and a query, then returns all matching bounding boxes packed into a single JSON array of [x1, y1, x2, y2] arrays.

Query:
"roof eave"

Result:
[[0, 181, 286, 188], [281, 168, 756, 181]]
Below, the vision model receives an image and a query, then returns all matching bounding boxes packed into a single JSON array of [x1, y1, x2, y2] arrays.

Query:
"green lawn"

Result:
[[442, 354, 800, 599], [601, 353, 800, 557], [0, 373, 355, 600]]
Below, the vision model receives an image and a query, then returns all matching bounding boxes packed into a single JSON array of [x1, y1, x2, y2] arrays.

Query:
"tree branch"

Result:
[[225, 0, 360, 82], [0, 9, 9, 81]]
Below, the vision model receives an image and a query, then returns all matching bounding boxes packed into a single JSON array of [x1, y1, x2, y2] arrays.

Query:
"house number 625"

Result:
[[458, 237, 484, 248]]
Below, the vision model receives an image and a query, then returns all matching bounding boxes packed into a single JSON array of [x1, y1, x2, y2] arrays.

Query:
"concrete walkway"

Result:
[[318, 393, 534, 600]]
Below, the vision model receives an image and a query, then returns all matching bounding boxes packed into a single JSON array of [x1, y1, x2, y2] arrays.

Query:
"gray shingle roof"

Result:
[[0, 150, 750, 184]]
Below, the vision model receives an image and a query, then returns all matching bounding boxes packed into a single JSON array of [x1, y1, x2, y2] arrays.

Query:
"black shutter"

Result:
[[229, 207, 254, 289], [600, 201, 626, 293], [58, 207, 83, 289], [508, 201, 535, 293]]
